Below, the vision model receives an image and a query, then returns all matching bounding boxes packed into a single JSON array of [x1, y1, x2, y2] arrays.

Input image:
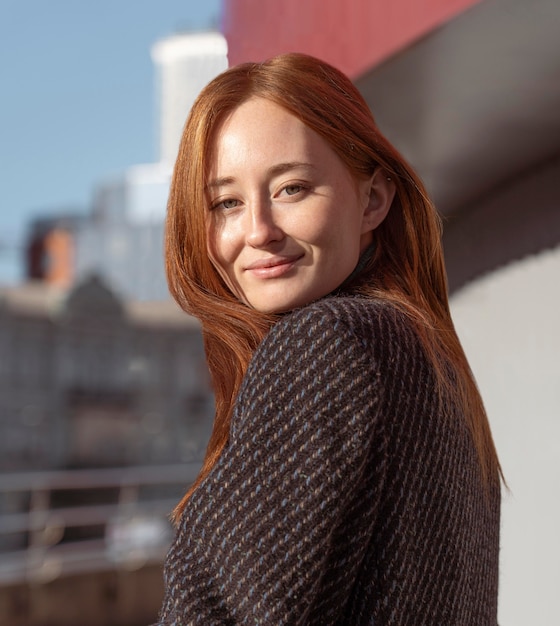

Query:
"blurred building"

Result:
[[73, 162, 172, 301], [151, 30, 228, 165], [25, 215, 87, 288], [0, 28, 228, 626], [223, 0, 560, 623], [0, 275, 213, 473], [29, 31, 229, 302]]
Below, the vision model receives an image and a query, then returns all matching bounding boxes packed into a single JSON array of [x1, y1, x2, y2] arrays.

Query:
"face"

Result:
[[206, 97, 378, 313]]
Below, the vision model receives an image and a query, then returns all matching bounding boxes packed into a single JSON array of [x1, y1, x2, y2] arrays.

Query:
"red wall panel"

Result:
[[224, 0, 483, 78]]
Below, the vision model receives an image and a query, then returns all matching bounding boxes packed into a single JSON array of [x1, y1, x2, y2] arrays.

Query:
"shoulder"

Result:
[[260, 294, 418, 358], [232, 296, 394, 441], [241, 295, 423, 400]]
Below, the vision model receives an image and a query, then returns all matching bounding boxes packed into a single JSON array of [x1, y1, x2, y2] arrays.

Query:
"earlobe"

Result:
[[361, 169, 396, 234]]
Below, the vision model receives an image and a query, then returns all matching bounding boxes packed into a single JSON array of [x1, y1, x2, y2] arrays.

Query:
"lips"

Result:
[[244, 254, 304, 278], [245, 254, 303, 270]]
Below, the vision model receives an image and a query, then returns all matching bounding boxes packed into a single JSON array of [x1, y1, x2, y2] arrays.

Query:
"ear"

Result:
[[359, 168, 396, 235]]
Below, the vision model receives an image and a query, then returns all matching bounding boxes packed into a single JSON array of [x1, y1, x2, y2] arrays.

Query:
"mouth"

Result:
[[244, 254, 304, 278]]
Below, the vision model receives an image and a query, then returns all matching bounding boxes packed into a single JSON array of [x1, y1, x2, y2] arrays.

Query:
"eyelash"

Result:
[[282, 184, 305, 196], [210, 183, 309, 211], [210, 198, 239, 212]]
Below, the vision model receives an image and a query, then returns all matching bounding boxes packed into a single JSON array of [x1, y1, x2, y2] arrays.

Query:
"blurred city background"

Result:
[[1, 0, 559, 624]]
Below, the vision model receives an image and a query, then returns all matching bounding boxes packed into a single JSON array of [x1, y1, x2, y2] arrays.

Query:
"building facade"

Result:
[[0, 276, 213, 472], [73, 162, 172, 301], [25, 215, 86, 289]]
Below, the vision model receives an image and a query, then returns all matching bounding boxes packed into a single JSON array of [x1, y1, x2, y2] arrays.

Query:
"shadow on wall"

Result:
[[443, 155, 560, 294]]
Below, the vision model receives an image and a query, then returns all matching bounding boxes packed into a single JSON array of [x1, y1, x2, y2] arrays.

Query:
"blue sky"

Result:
[[0, 0, 222, 283]]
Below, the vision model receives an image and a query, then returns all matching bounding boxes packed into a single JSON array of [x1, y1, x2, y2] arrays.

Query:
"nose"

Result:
[[245, 198, 284, 248]]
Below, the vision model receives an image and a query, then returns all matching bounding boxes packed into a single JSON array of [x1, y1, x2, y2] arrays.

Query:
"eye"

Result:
[[211, 198, 239, 211], [280, 183, 307, 197], [284, 184, 302, 195]]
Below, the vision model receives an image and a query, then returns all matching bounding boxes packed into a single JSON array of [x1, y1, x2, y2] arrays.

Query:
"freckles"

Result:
[[217, 228, 240, 258], [206, 228, 219, 262], [296, 214, 333, 243], [209, 223, 242, 270]]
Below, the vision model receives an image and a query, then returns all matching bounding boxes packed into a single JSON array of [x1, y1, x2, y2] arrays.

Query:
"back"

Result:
[[158, 295, 500, 625], [323, 297, 500, 624]]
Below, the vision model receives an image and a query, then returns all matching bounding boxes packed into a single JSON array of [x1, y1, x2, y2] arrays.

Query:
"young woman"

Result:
[[157, 53, 501, 625]]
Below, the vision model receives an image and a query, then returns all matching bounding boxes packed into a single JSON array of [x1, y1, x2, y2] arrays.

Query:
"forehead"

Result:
[[208, 97, 337, 177]]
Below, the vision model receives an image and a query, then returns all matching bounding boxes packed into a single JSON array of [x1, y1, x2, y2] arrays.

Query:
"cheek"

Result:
[[207, 220, 237, 274], [299, 213, 351, 250], [288, 207, 336, 244], [309, 211, 365, 267], [206, 221, 225, 272]]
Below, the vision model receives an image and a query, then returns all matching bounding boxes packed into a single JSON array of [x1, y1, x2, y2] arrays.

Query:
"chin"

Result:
[[241, 280, 336, 314], [251, 302, 293, 315], [244, 296, 297, 314], [250, 292, 326, 315]]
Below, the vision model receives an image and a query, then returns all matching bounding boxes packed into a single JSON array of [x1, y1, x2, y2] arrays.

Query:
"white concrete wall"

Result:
[[450, 244, 560, 625]]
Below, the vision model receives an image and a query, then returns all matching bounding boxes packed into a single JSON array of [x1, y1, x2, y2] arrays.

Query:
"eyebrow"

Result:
[[206, 162, 316, 191]]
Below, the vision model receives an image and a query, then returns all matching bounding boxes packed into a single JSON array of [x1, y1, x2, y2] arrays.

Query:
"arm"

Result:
[[159, 301, 389, 625]]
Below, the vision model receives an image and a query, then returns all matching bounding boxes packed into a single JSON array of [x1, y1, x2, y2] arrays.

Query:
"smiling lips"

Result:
[[244, 254, 304, 278]]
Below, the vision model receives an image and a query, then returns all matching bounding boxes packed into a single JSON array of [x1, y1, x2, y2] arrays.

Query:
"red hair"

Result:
[[166, 53, 502, 521]]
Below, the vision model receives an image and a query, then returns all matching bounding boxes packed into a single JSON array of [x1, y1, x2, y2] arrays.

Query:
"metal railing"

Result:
[[0, 462, 200, 585]]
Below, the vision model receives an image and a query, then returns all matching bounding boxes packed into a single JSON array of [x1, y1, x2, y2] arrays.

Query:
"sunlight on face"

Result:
[[206, 97, 375, 313]]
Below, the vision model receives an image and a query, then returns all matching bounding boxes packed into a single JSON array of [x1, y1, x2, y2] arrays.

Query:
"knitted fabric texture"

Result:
[[157, 296, 500, 625]]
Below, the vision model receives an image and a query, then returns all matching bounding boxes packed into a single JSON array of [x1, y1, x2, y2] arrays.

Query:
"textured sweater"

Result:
[[157, 296, 500, 625]]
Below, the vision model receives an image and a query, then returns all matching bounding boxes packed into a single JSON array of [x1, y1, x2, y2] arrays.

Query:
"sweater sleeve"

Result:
[[158, 300, 389, 625]]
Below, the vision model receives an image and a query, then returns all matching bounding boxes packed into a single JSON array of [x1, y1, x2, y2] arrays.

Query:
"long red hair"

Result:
[[166, 53, 502, 521]]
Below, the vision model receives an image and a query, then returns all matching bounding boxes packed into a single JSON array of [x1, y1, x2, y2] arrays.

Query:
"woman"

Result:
[[158, 53, 501, 625]]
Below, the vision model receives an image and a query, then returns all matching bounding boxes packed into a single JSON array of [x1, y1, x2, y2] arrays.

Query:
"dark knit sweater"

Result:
[[157, 296, 500, 625]]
